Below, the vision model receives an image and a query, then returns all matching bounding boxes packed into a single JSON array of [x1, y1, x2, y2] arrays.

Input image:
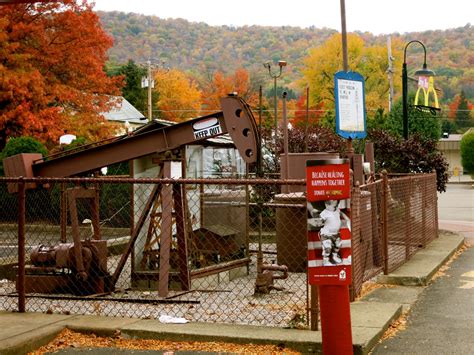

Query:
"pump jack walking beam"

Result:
[[14, 96, 259, 178]]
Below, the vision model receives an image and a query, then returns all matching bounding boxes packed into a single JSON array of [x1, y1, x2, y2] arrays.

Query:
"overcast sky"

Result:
[[91, 0, 472, 35]]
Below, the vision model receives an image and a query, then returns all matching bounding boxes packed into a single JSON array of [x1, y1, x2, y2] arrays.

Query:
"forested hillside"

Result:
[[98, 11, 473, 101]]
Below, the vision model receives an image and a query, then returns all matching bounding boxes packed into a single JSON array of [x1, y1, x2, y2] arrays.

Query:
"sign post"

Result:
[[306, 158, 353, 354]]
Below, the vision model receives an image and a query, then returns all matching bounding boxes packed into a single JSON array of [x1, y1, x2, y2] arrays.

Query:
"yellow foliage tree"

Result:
[[153, 69, 202, 122], [301, 33, 403, 113]]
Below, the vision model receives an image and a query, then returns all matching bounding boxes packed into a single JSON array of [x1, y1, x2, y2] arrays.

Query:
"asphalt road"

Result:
[[373, 183, 474, 354], [438, 183, 474, 243], [371, 245, 474, 354]]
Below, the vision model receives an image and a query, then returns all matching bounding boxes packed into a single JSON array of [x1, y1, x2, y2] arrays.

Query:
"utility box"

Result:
[[275, 192, 307, 272], [3, 153, 43, 193], [202, 189, 247, 247]]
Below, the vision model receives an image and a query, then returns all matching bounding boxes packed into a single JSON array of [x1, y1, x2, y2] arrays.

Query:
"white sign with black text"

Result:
[[336, 78, 364, 132], [193, 117, 222, 140]]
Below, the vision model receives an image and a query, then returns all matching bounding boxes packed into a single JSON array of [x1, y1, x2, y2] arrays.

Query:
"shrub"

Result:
[[1, 136, 48, 158], [460, 131, 474, 174], [368, 129, 449, 192]]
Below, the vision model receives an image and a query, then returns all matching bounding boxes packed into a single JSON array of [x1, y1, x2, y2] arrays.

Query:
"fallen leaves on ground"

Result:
[[431, 243, 468, 282], [29, 328, 301, 354], [379, 311, 408, 341], [355, 280, 395, 301]]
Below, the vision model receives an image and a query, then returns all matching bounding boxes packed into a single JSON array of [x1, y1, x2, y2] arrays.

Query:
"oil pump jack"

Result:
[[4, 95, 261, 296]]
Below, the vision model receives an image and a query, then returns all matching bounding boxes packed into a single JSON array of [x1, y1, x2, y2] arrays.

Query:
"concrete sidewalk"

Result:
[[0, 233, 465, 355]]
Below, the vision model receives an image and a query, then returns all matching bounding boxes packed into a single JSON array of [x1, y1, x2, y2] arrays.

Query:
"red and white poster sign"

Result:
[[306, 159, 352, 285]]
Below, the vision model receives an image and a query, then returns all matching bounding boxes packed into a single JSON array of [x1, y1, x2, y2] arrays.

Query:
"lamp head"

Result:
[[263, 62, 271, 69], [278, 60, 287, 68], [414, 64, 436, 77]]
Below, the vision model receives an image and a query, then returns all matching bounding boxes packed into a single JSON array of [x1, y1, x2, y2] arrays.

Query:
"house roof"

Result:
[[101, 96, 146, 125], [439, 134, 463, 142]]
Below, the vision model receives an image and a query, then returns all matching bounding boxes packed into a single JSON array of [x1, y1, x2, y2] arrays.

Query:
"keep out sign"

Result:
[[306, 159, 352, 285]]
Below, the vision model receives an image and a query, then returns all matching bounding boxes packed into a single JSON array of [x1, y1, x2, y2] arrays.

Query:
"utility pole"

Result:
[[147, 60, 153, 121], [141, 60, 155, 122], [387, 36, 395, 111], [340, 0, 349, 72]]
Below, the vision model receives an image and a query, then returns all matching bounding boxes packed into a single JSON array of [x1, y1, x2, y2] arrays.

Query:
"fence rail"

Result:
[[0, 172, 438, 328]]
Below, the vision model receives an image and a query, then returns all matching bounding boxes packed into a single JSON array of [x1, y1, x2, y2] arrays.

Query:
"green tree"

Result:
[[441, 119, 457, 135], [384, 95, 442, 141], [110, 60, 153, 116], [460, 131, 474, 174]]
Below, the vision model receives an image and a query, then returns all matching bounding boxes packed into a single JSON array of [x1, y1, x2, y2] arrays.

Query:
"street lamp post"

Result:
[[402, 40, 435, 139], [263, 60, 287, 144]]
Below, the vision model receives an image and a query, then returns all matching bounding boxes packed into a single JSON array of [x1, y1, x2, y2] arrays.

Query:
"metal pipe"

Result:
[[0, 176, 306, 186], [274, 76, 278, 143], [304, 87, 309, 153], [402, 61, 409, 139], [402, 40, 429, 140], [282, 91, 289, 180]]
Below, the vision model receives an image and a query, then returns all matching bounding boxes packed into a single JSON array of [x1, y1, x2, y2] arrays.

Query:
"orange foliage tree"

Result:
[[201, 68, 259, 111], [448, 92, 473, 120], [291, 93, 325, 129], [153, 68, 202, 122], [0, 0, 122, 150]]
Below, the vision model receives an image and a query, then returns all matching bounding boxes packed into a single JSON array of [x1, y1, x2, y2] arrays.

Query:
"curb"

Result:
[[376, 234, 464, 286]]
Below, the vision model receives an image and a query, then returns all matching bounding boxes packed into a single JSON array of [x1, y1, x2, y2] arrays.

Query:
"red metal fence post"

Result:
[[421, 175, 427, 248], [18, 177, 26, 313], [381, 170, 389, 275], [405, 176, 412, 260], [433, 172, 439, 239]]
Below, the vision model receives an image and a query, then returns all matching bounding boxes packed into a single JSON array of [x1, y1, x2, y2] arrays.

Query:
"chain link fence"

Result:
[[0, 172, 438, 328]]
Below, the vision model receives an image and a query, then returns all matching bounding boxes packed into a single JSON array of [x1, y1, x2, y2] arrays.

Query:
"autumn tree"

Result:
[[201, 68, 259, 111], [291, 92, 325, 129], [301, 33, 403, 114], [454, 91, 474, 129], [153, 68, 202, 122], [0, 0, 123, 151]]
